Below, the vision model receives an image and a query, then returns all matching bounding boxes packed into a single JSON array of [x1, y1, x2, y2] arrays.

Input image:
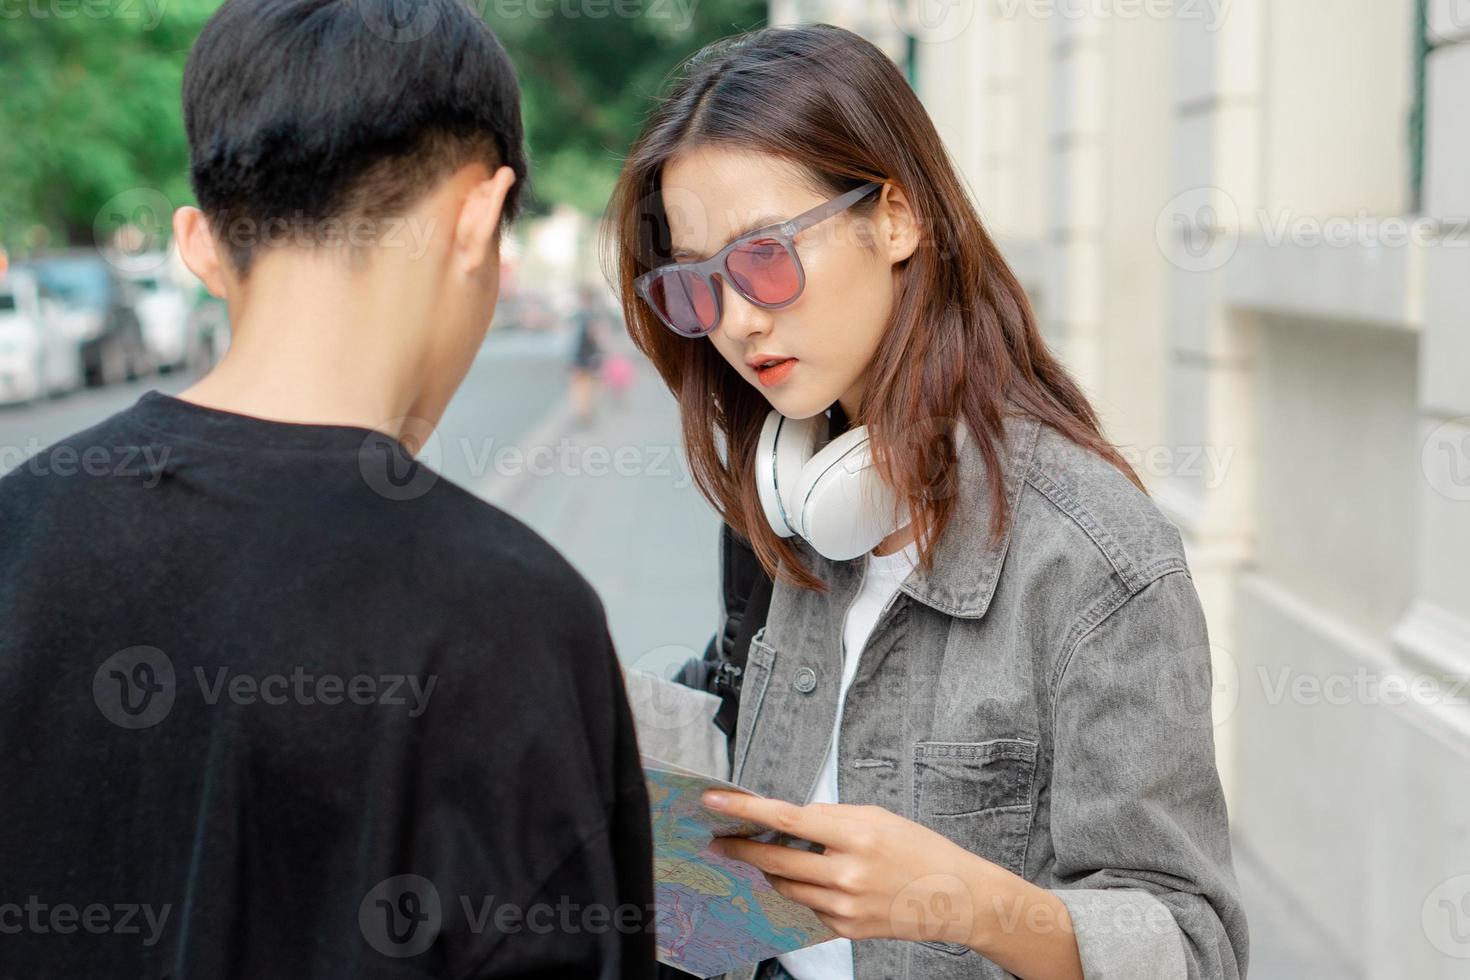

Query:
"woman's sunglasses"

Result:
[[634, 180, 883, 338]]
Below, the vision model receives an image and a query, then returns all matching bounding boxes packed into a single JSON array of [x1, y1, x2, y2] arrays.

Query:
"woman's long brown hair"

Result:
[[603, 24, 1144, 593]]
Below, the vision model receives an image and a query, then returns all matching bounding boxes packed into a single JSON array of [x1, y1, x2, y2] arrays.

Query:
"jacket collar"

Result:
[[903, 409, 1040, 618], [792, 407, 1041, 620]]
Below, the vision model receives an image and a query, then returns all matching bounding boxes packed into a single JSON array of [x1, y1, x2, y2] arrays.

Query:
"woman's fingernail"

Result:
[[703, 791, 729, 809]]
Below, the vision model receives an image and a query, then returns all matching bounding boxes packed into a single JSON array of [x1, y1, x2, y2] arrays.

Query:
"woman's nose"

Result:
[[715, 275, 772, 344]]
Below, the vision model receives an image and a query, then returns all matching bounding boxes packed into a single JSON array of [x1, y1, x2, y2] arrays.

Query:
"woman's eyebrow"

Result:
[[671, 213, 784, 261]]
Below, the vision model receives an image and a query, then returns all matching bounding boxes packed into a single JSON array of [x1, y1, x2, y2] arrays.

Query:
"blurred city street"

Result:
[[454, 331, 723, 673]]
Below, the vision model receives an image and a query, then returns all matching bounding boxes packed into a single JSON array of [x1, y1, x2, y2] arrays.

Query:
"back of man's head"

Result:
[[182, 0, 527, 277]]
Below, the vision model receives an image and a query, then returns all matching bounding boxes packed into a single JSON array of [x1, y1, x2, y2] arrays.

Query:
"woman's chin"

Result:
[[762, 389, 833, 421]]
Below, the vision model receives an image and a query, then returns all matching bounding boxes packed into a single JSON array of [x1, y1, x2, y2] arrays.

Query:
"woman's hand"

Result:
[[702, 790, 1084, 980], [703, 790, 988, 945]]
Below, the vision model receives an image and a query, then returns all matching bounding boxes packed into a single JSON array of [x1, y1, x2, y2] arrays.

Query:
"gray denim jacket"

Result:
[[723, 410, 1249, 980]]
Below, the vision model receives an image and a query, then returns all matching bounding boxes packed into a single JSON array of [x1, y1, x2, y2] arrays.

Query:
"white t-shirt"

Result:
[[777, 538, 920, 980]]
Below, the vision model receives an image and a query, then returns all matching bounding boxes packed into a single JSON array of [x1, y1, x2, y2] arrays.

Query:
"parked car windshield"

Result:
[[30, 258, 111, 311]]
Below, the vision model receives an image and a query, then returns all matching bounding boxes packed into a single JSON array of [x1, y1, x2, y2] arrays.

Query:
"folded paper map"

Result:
[[643, 755, 837, 978]]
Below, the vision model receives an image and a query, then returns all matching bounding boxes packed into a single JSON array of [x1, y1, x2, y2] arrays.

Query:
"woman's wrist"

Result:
[[957, 849, 1006, 952], [958, 852, 1083, 980]]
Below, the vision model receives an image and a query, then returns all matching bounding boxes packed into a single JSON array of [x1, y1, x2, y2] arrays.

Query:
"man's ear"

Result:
[[173, 206, 229, 298], [452, 165, 518, 278], [878, 183, 920, 266]]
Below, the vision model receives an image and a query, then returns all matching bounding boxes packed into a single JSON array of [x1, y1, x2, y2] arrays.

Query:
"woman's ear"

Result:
[[878, 183, 920, 266], [173, 206, 229, 298]]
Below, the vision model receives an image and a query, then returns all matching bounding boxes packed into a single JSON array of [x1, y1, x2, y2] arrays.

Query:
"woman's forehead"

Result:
[[661, 148, 821, 255]]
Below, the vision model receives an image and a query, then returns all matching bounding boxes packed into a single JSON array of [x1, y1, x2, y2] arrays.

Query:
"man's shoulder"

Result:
[[373, 474, 605, 618], [1, 406, 146, 477]]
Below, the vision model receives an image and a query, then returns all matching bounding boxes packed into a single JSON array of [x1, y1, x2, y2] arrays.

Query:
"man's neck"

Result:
[[178, 252, 450, 442]]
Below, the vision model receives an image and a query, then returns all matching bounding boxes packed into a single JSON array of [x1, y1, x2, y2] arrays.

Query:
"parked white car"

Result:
[[0, 270, 84, 406], [127, 262, 193, 372]]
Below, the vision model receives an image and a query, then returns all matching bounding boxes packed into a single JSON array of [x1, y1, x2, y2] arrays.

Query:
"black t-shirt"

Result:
[[0, 391, 655, 979]]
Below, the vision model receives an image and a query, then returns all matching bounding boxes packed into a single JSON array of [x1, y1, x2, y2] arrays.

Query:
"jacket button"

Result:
[[792, 667, 817, 694]]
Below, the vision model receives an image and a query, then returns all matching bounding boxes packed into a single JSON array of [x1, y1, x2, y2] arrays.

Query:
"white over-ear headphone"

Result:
[[751, 409, 894, 561]]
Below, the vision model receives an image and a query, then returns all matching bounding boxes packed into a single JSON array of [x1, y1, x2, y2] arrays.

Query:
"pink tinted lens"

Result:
[[725, 238, 800, 305], [650, 269, 718, 335]]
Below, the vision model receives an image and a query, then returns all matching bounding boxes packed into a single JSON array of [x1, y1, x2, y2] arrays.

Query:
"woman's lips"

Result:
[[756, 358, 798, 387]]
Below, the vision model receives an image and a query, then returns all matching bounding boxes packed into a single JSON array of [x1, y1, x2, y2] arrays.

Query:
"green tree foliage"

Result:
[[486, 0, 768, 215], [0, 0, 766, 250], [0, 0, 216, 251]]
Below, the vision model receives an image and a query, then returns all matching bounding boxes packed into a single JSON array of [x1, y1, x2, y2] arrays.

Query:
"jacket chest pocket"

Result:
[[912, 738, 1037, 875], [909, 738, 1038, 960]]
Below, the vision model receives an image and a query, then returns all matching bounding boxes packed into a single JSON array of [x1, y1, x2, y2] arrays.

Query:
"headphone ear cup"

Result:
[[790, 425, 903, 561], [755, 410, 825, 538]]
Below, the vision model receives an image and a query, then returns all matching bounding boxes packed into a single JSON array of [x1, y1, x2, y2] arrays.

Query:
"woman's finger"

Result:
[[763, 872, 844, 919], [713, 835, 830, 884], [702, 791, 848, 846]]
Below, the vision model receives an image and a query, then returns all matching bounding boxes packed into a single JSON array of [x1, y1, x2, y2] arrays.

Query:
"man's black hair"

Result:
[[183, 0, 528, 275]]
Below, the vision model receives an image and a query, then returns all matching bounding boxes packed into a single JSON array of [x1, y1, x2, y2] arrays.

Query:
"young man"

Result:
[[0, 1, 654, 976]]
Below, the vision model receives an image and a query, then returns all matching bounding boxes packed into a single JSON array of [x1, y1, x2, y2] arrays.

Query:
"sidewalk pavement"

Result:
[[468, 339, 722, 677], [466, 341, 1357, 979]]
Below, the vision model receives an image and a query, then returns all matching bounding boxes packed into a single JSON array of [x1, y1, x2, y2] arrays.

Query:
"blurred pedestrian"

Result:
[[601, 344, 637, 408], [568, 283, 610, 427]]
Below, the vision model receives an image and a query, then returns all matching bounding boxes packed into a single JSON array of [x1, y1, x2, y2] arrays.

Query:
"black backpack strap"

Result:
[[712, 524, 773, 741], [675, 522, 774, 767]]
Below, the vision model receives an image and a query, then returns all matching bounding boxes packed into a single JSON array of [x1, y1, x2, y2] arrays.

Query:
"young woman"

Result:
[[608, 24, 1247, 980]]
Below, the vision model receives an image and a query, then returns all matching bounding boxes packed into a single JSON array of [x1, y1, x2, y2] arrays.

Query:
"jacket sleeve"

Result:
[[1048, 569, 1250, 980]]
